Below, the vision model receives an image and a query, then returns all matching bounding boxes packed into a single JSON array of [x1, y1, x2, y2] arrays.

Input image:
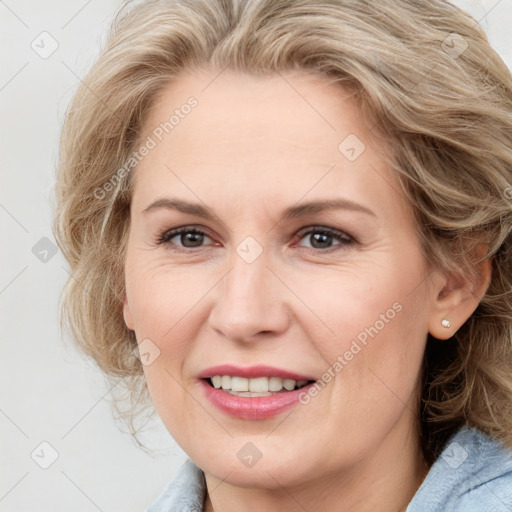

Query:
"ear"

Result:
[[123, 293, 135, 331], [428, 244, 492, 340]]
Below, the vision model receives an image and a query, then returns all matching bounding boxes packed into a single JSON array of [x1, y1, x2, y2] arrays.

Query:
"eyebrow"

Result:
[[142, 197, 376, 219]]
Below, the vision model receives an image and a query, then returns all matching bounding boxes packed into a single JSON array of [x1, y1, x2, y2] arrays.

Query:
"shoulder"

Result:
[[407, 426, 512, 512], [146, 459, 206, 512]]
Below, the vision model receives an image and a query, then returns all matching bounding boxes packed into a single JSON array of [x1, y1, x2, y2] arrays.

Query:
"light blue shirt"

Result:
[[147, 426, 512, 512]]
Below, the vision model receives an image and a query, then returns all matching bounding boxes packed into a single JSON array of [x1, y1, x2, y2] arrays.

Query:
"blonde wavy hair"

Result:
[[53, 0, 512, 463]]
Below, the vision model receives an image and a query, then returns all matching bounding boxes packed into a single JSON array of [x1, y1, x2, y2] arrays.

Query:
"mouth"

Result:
[[197, 365, 318, 419], [204, 375, 315, 397]]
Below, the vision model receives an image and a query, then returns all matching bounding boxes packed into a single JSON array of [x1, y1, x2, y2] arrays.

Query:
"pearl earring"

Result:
[[441, 319, 451, 328]]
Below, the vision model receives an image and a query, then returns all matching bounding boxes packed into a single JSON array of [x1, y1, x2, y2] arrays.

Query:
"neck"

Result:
[[203, 417, 429, 512]]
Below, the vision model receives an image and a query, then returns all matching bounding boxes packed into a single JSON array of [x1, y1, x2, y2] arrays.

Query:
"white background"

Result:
[[1, 1, 511, 511]]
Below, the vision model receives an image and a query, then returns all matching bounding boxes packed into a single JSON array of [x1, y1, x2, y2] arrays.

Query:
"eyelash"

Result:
[[156, 225, 355, 254]]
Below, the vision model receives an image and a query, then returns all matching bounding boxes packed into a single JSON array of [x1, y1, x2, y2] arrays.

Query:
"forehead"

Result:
[[131, 67, 405, 220], [143, 67, 369, 161]]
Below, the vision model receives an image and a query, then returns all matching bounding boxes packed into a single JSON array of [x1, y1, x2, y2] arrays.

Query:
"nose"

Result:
[[207, 249, 291, 343]]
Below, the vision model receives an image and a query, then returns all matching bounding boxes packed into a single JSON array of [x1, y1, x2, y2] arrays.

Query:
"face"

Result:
[[123, 68, 435, 489]]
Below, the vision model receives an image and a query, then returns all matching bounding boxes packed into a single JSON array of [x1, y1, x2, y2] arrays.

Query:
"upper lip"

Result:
[[197, 364, 317, 381]]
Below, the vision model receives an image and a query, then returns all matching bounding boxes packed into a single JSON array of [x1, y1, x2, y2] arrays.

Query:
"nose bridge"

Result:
[[208, 242, 289, 341]]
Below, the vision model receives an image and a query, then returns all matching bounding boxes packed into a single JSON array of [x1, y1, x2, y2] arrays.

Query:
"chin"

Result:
[[190, 441, 319, 490]]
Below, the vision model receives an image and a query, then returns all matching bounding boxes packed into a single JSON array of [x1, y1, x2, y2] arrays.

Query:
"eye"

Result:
[[157, 226, 213, 250], [294, 226, 355, 251], [156, 225, 355, 253]]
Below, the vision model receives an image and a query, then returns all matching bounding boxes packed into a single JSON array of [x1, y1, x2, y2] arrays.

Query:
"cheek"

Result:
[[287, 254, 425, 352], [292, 252, 428, 408], [124, 255, 207, 414], [124, 256, 222, 426], [124, 251, 219, 340]]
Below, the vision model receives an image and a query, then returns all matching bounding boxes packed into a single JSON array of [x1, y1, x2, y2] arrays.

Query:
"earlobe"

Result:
[[428, 246, 492, 340], [123, 294, 135, 331]]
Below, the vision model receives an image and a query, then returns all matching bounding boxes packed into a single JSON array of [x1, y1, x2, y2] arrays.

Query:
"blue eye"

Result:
[[156, 225, 355, 253]]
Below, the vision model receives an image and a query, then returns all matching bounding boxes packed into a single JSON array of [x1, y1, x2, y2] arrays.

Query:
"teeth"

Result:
[[268, 377, 283, 391], [231, 377, 249, 392], [209, 375, 311, 393], [221, 375, 231, 390], [228, 391, 273, 397], [283, 379, 296, 391], [249, 377, 268, 392]]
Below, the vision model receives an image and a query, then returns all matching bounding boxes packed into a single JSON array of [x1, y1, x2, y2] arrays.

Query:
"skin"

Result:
[[122, 68, 491, 512]]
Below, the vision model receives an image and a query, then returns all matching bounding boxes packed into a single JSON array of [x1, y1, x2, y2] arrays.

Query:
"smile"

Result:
[[198, 365, 317, 419], [208, 375, 312, 396]]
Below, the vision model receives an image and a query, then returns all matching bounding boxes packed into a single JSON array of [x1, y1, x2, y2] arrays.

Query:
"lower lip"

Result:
[[200, 380, 314, 420]]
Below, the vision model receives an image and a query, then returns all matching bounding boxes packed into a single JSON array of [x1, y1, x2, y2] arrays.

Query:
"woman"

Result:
[[53, 0, 512, 510]]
